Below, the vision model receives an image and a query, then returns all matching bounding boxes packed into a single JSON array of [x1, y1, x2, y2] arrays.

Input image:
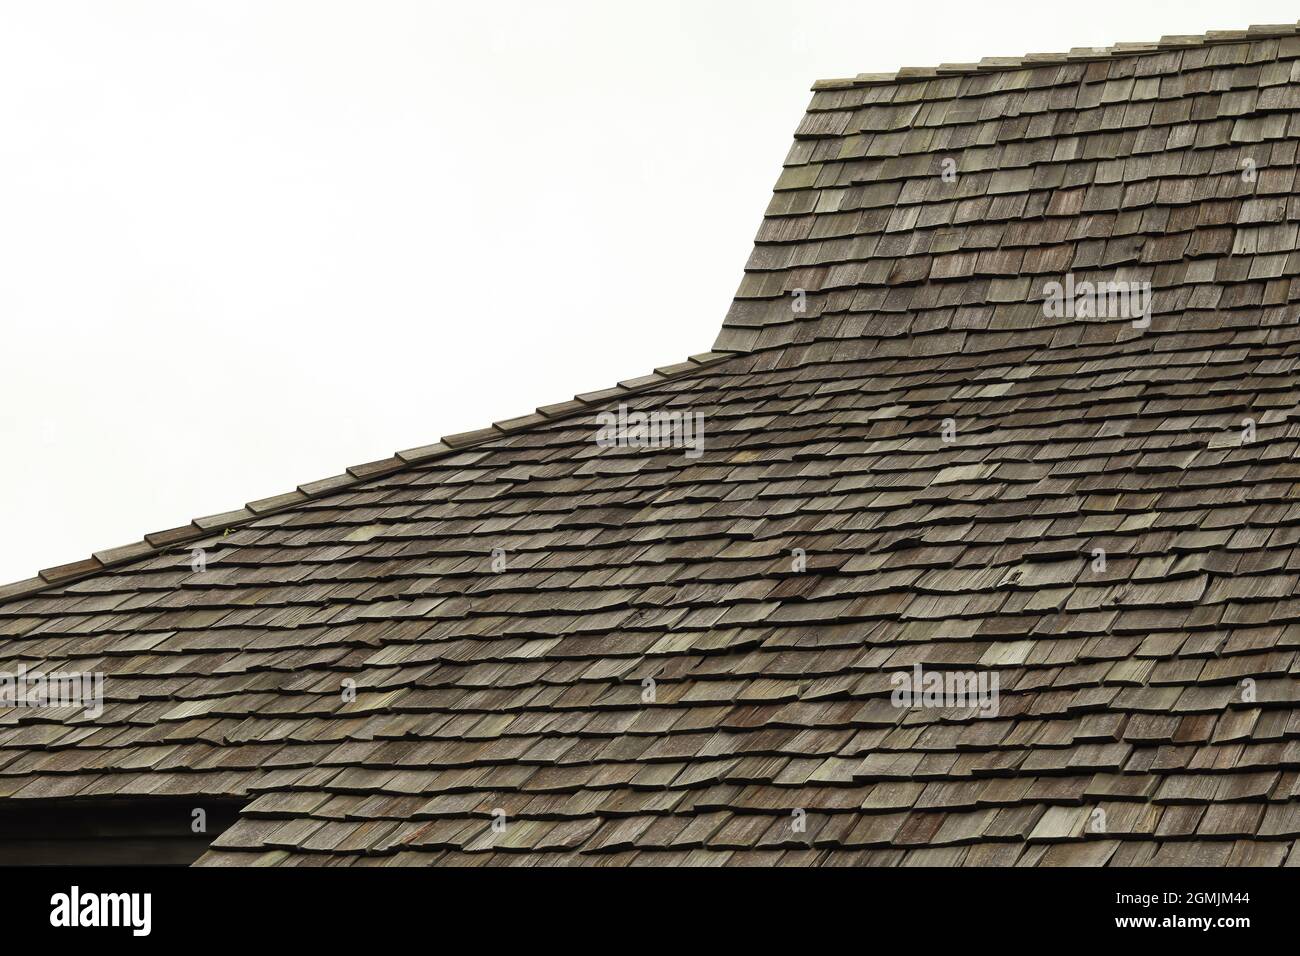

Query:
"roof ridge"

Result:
[[813, 20, 1300, 90], [0, 349, 741, 604]]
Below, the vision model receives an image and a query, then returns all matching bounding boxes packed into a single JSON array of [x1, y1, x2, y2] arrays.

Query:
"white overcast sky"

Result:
[[2, 0, 1296, 584]]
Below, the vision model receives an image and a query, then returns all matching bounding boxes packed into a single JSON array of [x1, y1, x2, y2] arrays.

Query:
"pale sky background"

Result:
[[2, 0, 1296, 584]]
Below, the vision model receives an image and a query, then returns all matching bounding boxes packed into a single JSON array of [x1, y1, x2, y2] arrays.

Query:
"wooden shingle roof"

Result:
[[4, 22, 1300, 866]]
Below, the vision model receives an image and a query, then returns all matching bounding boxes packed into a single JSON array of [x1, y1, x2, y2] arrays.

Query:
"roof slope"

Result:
[[716, 24, 1300, 352], [3, 23, 1300, 866]]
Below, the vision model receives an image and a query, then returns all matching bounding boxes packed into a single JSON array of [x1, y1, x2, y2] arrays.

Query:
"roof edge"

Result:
[[0, 349, 740, 604], [812, 21, 1300, 90]]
